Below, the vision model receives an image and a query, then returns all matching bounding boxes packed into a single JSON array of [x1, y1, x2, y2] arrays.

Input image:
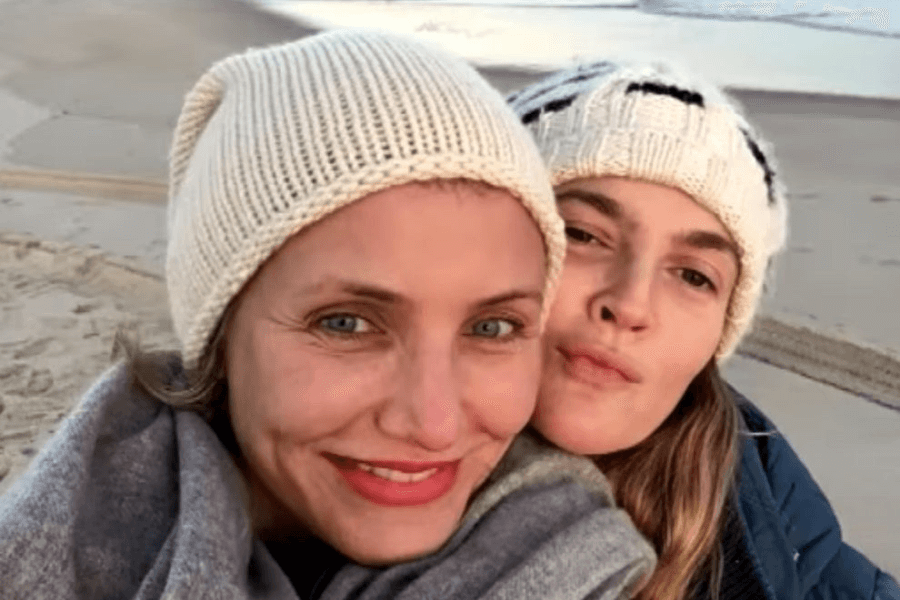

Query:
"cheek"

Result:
[[642, 307, 723, 414], [227, 331, 396, 449], [462, 343, 542, 436], [543, 265, 593, 331], [660, 304, 723, 374]]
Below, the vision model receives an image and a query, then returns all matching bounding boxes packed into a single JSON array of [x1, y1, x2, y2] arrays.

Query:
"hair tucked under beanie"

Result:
[[166, 29, 565, 367], [508, 60, 789, 361]]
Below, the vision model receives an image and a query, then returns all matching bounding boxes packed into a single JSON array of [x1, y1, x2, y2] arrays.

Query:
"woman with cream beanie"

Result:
[[0, 30, 654, 600]]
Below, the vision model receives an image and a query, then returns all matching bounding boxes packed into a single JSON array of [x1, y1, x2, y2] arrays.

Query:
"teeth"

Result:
[[357, 462, 439, 483]]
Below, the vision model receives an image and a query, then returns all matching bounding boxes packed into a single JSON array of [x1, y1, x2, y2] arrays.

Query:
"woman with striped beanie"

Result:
[[508, 60, 898, 599]]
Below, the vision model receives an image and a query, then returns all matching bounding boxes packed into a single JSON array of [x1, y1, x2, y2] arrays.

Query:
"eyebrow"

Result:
[[556, 190, 740, 261], [337, 282, 405, 304], [303, 280, 543, 308], [674, 230, 741, 262], [555, 189, 623, 220], [476, 290, 545, 308]]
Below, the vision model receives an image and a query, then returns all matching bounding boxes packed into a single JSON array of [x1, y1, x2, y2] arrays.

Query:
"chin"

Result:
[[531, 401, 618, 456], [340, 524, 455, 567], [323, 496, 468, 566]]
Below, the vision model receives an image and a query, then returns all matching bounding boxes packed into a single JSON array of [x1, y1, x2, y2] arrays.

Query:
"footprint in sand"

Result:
[[11, 337, 52, 360], [0, 364, 53, 396], [0, 364, 29, 390], [22, 369, 53, 396]]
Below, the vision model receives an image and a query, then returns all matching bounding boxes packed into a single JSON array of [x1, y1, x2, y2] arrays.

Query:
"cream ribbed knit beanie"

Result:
[[167, 29, 565, 367], [508, 60, 788, 361]]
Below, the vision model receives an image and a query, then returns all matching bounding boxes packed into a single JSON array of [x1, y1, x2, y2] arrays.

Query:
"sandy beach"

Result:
[[0, 0, 898, 574]]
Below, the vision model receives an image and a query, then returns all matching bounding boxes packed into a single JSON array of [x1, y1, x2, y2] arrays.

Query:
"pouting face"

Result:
[[224, 181, 547, 565], [534, 177, 739, 456]]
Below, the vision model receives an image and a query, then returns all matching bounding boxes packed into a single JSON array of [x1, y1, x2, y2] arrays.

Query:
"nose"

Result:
[[590, 253, 653, 332], [376, 340, 463, 452]]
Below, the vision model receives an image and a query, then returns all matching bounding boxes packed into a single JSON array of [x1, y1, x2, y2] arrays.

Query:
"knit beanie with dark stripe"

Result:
[[508, 60, 788, 361]]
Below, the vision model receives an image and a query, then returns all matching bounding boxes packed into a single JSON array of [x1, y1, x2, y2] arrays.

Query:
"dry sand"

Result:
[[0, 232, 174, 494], [0, 0, 898, 573]]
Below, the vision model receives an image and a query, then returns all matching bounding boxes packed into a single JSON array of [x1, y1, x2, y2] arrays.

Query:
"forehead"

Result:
[[556, 176, 741, 263], [249, 180, 548, 301], [557, 177, 726, 233]]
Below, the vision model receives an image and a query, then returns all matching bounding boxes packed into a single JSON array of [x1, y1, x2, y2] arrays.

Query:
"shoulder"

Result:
[[808, 545, 900, 600], [0, 358, 182, 507], [0, 360, 177, 594], [0, 356, 243, 599], [325, 432, 657, 600], [728, 384, 897, 599], [730, 385, 826, 502]]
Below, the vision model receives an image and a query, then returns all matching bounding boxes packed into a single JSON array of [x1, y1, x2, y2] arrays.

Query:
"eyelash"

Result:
[[677, 268, 716, 292], [467, 316, 527, 342], [312, 313, 528, 343], [314, 313, 379, 341], [564, 224, 612, 249], [564, 226, 594, 244], [563, 217, 719, 290]]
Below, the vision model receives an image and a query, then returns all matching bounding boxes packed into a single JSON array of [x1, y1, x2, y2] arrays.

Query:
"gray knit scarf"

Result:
[[0, 362, 655, 599]]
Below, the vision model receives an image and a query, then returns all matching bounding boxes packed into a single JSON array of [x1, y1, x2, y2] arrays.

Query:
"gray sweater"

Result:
[[0, 362, 655, 599]]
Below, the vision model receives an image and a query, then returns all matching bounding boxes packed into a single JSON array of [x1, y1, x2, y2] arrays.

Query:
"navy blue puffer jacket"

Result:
[[733, 388, 899, 600]]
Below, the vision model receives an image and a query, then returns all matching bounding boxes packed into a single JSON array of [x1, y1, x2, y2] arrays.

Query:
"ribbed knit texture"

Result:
[[0, 361, 656, 600], [167, 29, 565, 367], [508, 61, 789, 361]]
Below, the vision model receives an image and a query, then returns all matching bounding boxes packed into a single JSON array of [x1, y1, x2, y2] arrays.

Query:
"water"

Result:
[[253, 0, 900, 98], [268, 0, 895, 35], [642, 0, 894, 36]]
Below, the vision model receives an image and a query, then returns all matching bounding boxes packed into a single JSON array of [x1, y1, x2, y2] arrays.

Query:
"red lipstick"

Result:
[[326, 455, 459, 507]]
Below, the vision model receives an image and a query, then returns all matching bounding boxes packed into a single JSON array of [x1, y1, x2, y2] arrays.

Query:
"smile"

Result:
[[325, 454, 460, 507], [356, 462, 438, 483]]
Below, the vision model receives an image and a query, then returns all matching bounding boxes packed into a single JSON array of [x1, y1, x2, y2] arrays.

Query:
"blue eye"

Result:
[[318, 314, 373, 334], [471, 319, 517, 338]]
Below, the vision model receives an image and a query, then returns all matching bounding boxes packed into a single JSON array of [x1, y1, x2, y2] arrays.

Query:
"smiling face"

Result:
[[534, 176, 739, 456], [224, 180, 546, 565]]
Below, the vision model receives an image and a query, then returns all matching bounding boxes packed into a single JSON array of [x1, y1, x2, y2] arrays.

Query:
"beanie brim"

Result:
[[175, 152, 564, 368]]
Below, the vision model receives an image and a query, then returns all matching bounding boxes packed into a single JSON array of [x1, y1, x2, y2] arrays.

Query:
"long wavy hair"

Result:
[[593, 359, 741, 599]]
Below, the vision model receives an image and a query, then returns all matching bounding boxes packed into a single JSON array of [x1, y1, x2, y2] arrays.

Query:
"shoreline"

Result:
[[2, 81, 897, 198], [477, 63, 900, 109], [249, 0, 900, 100]]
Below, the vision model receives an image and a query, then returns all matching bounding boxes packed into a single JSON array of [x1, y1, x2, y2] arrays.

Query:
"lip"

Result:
[[558, 343, 642, 386], [325, 454, 460, 507]]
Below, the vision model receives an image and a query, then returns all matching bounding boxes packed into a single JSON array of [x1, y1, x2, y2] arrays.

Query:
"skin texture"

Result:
[[534, 176, 739, 456], [224, 181, 547, 566]]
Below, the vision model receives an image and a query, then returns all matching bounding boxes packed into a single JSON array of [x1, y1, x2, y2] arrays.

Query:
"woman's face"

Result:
[[534, 177, 739, 455], [225, 181, 546, 566]]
